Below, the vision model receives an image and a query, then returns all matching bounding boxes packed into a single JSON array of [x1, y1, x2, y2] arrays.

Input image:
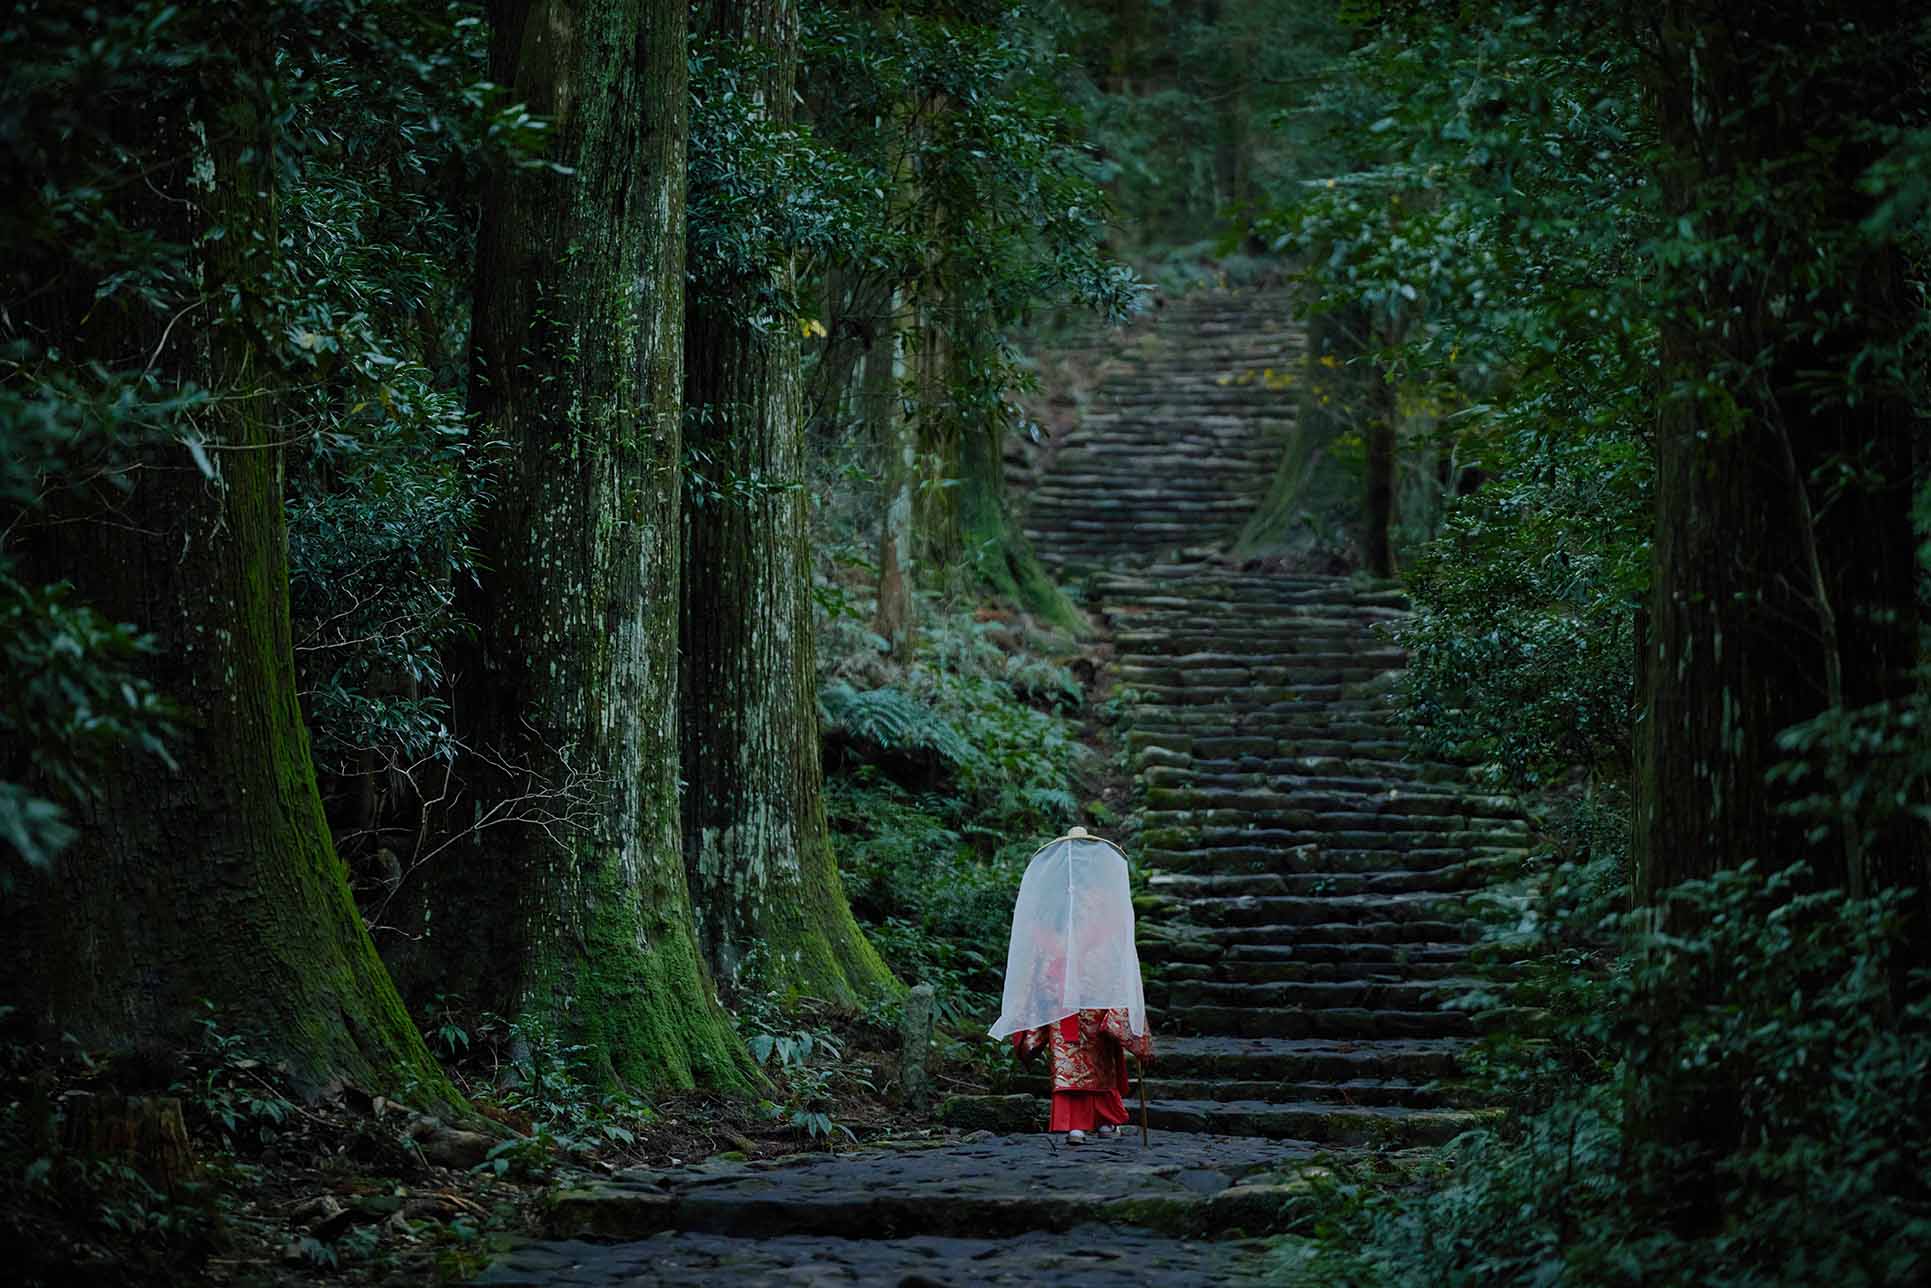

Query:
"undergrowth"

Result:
[[1269, 853, 1931, 1287], [820, 604, 1093, 1037]]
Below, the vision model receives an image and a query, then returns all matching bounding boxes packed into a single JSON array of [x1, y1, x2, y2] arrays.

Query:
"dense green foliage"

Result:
[[1277, 861, 1931, 1285], [820, 603, 1091, 1026], [1254, 2, 1931, 1282], [1053, 0, 1350, 259]]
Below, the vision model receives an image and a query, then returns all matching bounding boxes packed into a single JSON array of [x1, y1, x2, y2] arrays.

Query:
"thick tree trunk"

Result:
[[869, 294, 916, 659], [387, 0, 755, 1090], [1362, 301, 1405, 580], [1235, 299, 1362, 557], [1362, 412, 1397, 579], [1634, 0, 1922, 907], [1629, 0, 1925, 1225], [682, 0, 897, 1007], [8, 14, 456, 1108]]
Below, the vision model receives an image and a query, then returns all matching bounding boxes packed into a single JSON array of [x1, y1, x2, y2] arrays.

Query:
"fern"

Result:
[[819, 682, 978, 769]]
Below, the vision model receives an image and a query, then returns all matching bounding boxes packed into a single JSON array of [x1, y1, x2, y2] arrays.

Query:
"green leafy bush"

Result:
[[822, 606, 1093, 1028], [1279, 862, 1931, 1286]]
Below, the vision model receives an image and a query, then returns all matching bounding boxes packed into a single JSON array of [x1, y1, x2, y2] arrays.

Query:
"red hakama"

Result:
[[1012, 1008, 1153, 1131]]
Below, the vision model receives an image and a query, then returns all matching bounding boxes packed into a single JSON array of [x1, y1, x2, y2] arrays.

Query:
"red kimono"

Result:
[[1013, 1007, 1154, 1132]]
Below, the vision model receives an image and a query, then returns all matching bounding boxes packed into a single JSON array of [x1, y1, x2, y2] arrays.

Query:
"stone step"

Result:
[[1120, 652, 1408, 678], [1150, 742, 1458, 768], [1132, 753, 1487, 789], [1145, 860, 1517, 898], [535, 1133, 1320, 1247], [1163, 977, 1487, 1011], [1026, 487, 1275, 507], [1117, 633, 1403, 655], [1135, 806, 1525, 837], [1160, 892, 1478, 930], [1132, 707, 1410, 731], [1162, 1004, 1477, 1040], [1144, 938, 1479, 966], [1138, 825, 1529, 854], [1111, 599, 1404, 616], [480, 1227, 1277, 1286], [1032, 490, 1261, 509], [1140, 846, 1528, 877], [1155, 1035, 1469, 1082], [1168, 919, 1482, 947], [1137, 773, 1516, 817], [1154, 956, 1504, 985], [1128, 687, 1406, 710], [1143, 1099, 1489, 1146]]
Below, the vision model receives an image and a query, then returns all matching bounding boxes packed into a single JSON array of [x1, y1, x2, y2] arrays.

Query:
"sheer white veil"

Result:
[[987, 828, 1147, 1040]]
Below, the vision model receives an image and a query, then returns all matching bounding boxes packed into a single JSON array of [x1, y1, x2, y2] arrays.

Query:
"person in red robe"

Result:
[[988, 827, 1153, 1144], [1012, 1006, 1153, 1139]]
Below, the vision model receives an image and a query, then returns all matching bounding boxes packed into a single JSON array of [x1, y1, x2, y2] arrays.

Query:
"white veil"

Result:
[[987, 829, 1147, 1040]]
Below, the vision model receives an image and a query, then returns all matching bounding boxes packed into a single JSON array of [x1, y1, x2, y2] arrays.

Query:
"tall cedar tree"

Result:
[[385, 0, 756, 1088], [1631, 0, 1927, 1219], [4, 8, 457, 1106], [682, 0, 898, 1005], [869, 293, 915, 658]]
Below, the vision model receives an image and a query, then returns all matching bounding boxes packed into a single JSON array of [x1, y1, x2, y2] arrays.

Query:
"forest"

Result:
[[2, 1, 1928, 1285]]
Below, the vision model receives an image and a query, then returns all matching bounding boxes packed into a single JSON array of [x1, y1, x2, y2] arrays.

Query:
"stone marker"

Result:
[[898, 982, 937, 1110]]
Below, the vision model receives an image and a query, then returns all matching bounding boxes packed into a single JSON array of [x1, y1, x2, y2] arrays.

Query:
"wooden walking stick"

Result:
[[1138, 1056, 1150, 1147]]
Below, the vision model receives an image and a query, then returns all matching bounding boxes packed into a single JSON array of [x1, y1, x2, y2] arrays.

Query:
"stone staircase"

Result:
[[1013, 289, 1299, 568], [1104, 564, 1530, 1146], [1002, 285, 1531, 1148]]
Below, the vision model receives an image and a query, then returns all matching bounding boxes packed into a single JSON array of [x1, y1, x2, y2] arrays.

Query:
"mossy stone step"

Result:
[[1139, 846, 1528, 878], [1165, 892, 1478, 930], [1143, 1100, 1492, 1146], [1152, 956, 1498, 986], [1147, 861, 1518, 898], [1203, 939, 1479, 964], [1155, 1035, 1469, 1079], [1164, 976, 1486, 1011], [1171, 919, 1482, 947], [1002, 1072, 1471, 1110], [1163, 1005, 1477, 1041], [540, 1132, 1324, 1244], [1139, 828, 1525, 857]]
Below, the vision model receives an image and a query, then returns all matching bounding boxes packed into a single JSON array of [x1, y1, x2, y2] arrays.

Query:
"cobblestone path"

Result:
[[471, 289, 1524, 1284]]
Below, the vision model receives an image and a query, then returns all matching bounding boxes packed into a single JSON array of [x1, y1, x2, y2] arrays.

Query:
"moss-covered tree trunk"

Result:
[[387, 0, 756, 1090], [8, 16, 457, 1109], [1235, 297, 1365, 560], [1629, 0, 1925, 1225], [682, 0, 897, 1007], [908, 303, 1087, 632]]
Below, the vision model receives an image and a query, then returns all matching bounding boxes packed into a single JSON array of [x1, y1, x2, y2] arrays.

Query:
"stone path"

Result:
[[480, 1227, 1273, 1287], [470, 288, 1522, 1284], [1017, 291, 1299, 568]]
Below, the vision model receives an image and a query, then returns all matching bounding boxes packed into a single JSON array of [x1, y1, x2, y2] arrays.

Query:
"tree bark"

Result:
[[387, 0, 756, 1090], [1362, 401, 1397, 579], [869, 292, 916, 659], [1633, 0, 1922, 907], [682, 0, 898, 1007], [7, 11, 457, 1108]]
